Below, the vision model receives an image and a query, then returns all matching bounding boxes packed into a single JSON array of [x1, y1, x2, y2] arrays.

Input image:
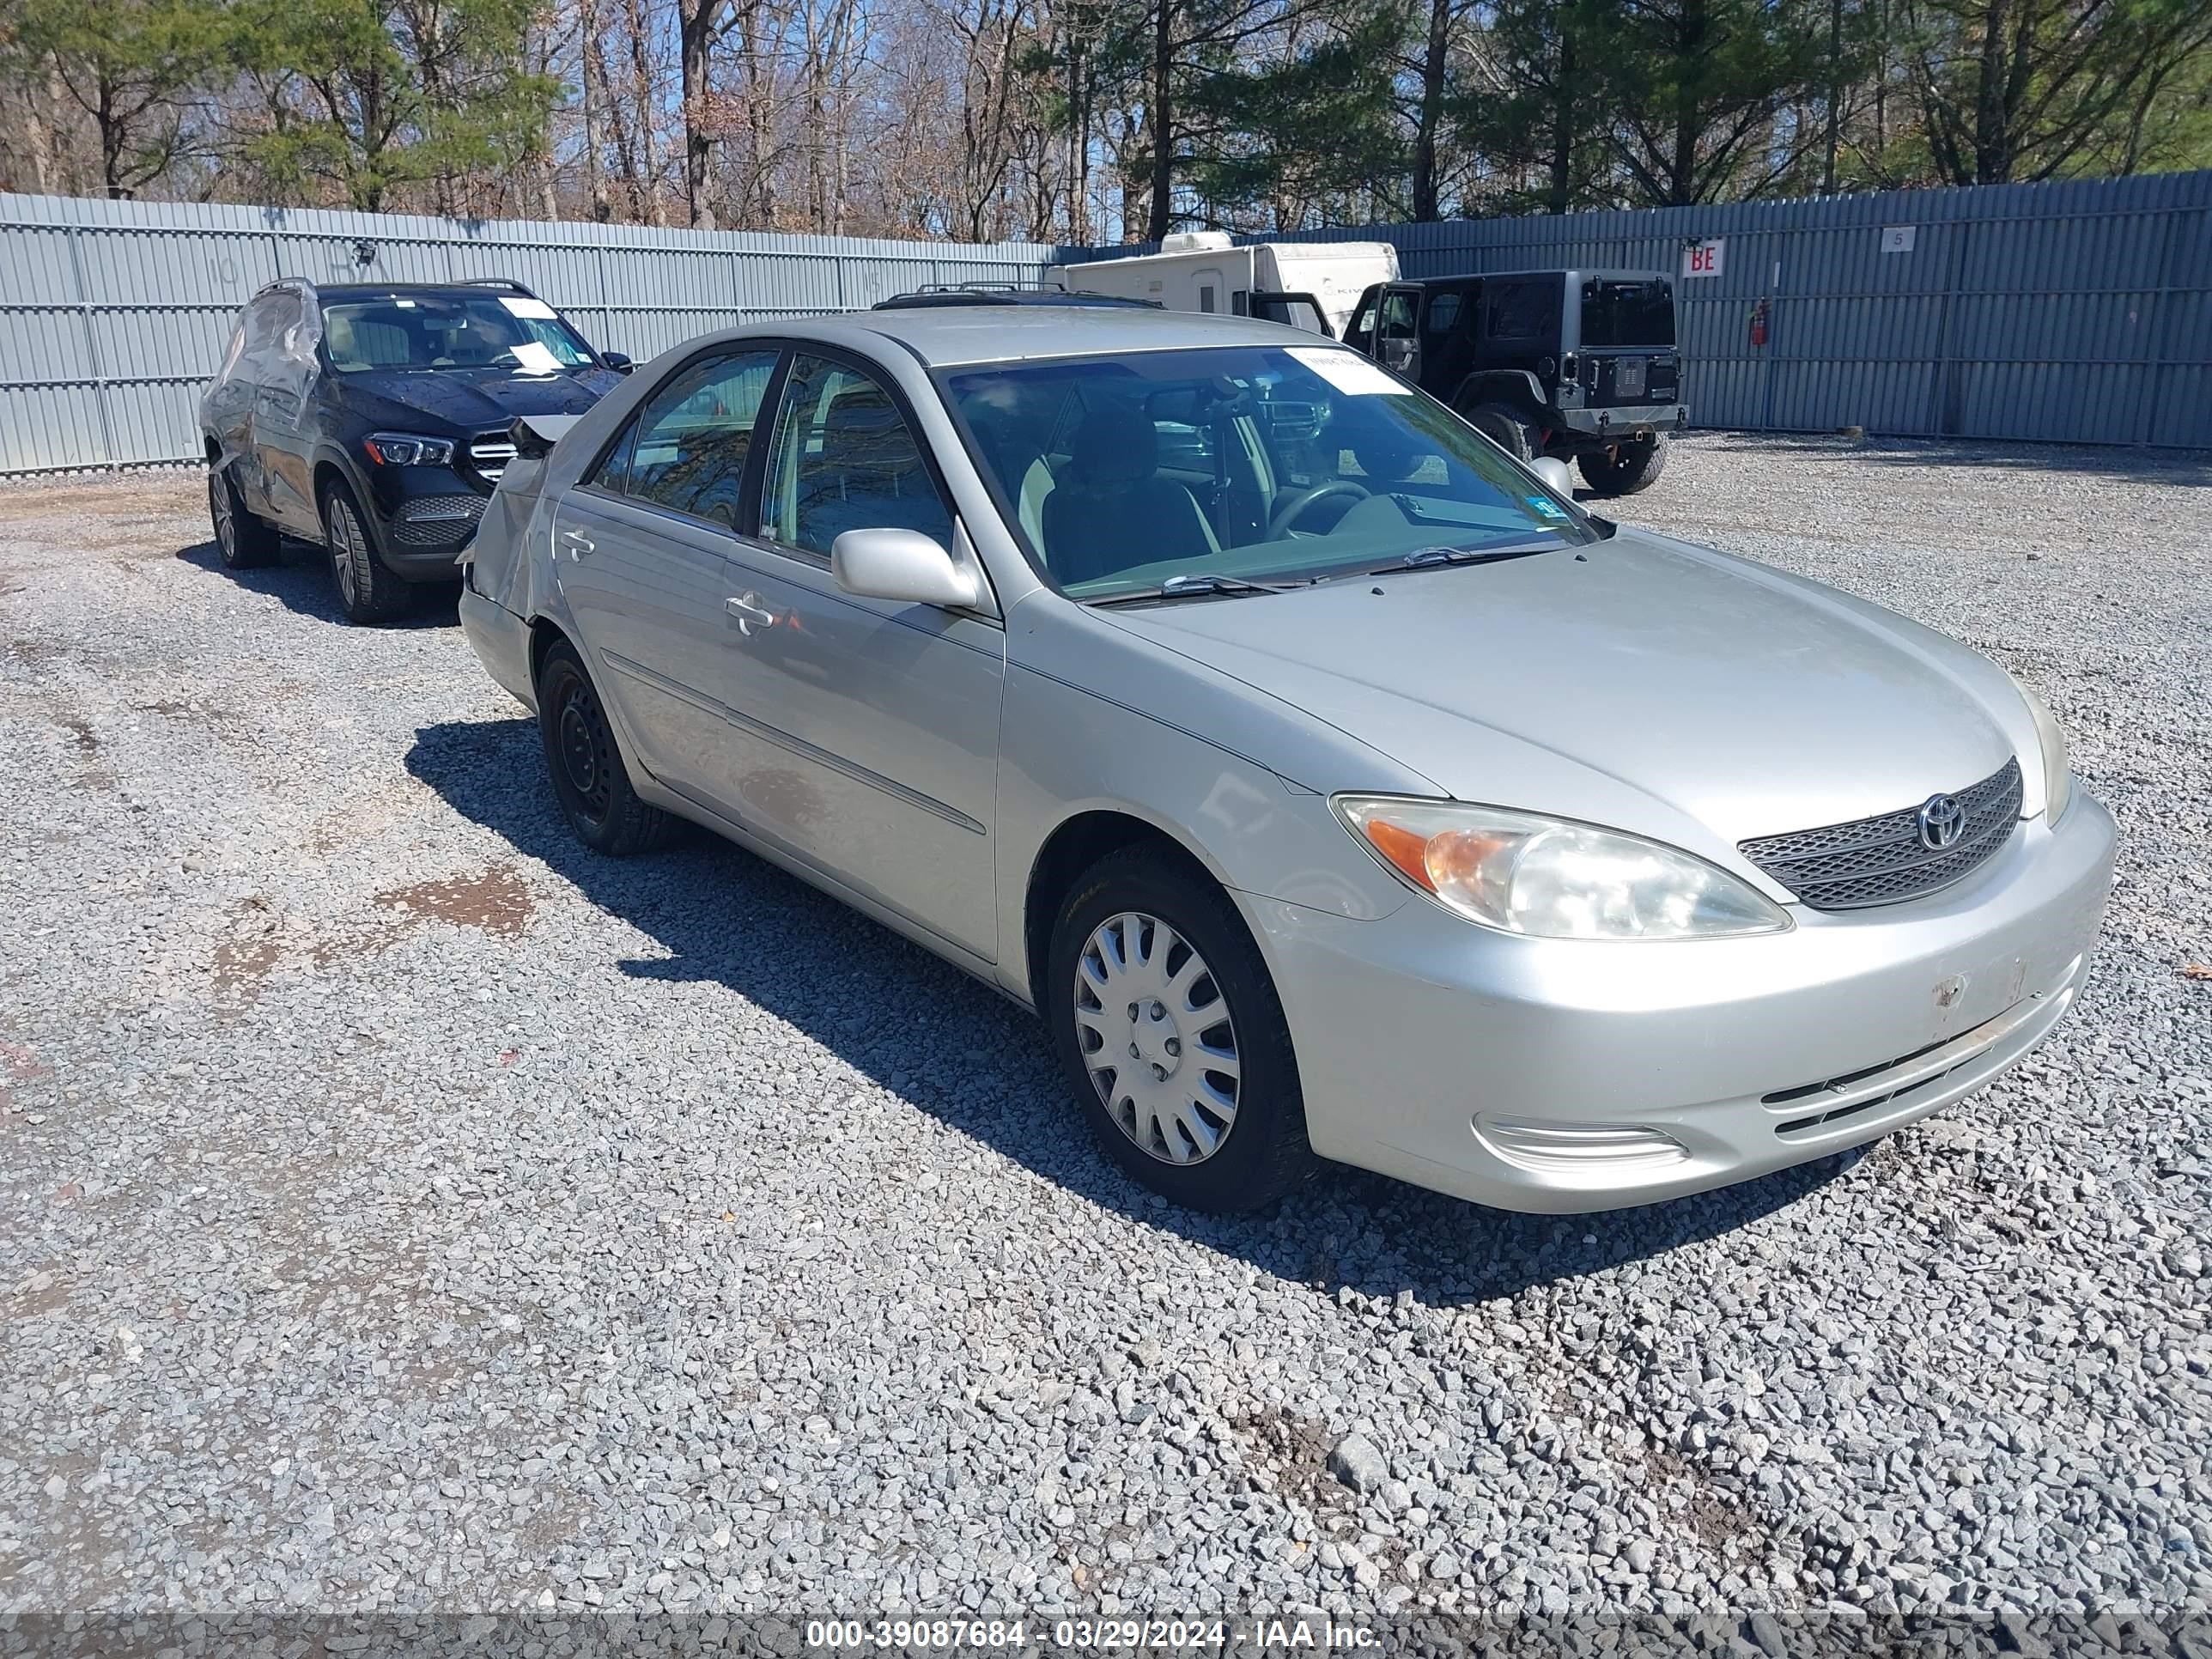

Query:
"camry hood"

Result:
[[337, 365, 620, 429], [1101, 528, 2027, 846]]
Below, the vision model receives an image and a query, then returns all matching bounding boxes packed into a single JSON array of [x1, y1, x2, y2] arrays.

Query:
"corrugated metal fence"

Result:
[[1064, 171, 2212, 449], [5, 173, 2209, 474], [0, 191, 1054, 477]]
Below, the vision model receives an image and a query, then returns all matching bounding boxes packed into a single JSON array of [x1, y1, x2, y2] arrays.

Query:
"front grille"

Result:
[[393, 493, 486, 547], [1739, 758, 2022, 911], [466, 435, 517, 484]]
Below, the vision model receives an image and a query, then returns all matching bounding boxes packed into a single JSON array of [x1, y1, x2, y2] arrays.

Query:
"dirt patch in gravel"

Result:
[[374, 862, 537, 939]]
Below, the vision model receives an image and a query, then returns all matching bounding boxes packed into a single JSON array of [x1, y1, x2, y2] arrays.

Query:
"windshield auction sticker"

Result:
[[1286, 347, 1412, 395]]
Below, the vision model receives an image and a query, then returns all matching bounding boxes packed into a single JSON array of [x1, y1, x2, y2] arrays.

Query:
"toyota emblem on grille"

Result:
[[1917, 793, 1967, 850]]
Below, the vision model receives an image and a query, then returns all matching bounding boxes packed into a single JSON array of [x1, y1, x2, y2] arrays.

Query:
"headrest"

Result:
[[1066, 404, 1158, 488]]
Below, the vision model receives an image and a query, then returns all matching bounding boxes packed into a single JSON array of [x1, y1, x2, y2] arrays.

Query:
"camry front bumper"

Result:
[[1247, 795, 2115, 1213]]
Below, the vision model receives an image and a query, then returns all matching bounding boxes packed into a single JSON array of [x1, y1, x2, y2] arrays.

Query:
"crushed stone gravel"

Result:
[[0, 435, 2207, 1624]]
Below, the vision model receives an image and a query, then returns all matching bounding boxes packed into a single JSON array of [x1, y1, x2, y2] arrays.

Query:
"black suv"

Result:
[[200, 279, 632, 622], [1344, 270, 1685, 495]]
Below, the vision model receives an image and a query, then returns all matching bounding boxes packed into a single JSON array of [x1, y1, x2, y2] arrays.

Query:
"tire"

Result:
[[320, 478, 413, 624], [1047, 847, 1313, 1212], [534, 637, 678, 856], [1462, 401, 1535, 463], [208, 465, 282, 569], [1577, 434, 1670, 496]]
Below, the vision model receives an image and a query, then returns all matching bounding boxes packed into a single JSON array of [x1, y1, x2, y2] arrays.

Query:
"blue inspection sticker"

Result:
[[1527, 496, 1569, 520]]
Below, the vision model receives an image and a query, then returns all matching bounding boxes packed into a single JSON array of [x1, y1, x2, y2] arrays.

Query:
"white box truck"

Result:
[[1050, 232, 1396, 339]]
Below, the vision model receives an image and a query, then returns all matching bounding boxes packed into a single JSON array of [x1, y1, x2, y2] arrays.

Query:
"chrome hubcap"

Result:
[[1073, 912, 1239, 1165]]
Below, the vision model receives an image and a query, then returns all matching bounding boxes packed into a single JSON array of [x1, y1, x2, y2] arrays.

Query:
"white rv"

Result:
[[1051, 232, 1397, 339]]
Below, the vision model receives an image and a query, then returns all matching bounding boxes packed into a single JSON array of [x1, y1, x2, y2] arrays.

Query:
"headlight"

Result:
[[1333, 796, 1790, 940], [363, 432, 456, 467], [2012, 677, 2073, 824]]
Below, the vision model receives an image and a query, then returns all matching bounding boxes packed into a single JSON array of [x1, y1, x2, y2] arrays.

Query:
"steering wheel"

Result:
[[1267, 480, 1370, 538]]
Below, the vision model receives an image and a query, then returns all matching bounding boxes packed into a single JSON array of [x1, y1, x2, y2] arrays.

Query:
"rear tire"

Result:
[[209, 466, 282, 569], [534, 637, 678, 856], [1462, 401, 1536, 463], [321, 479, 412, 624], [1047, 847, 1313, 1212], [1577, 434, 1670, 496]]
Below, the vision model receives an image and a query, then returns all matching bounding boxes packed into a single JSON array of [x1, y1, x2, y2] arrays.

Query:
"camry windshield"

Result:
[[320, 295, 598, 374], [943, 344, 1592, 599]]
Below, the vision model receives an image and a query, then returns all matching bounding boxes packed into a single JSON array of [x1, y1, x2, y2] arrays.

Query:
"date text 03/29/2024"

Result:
[[805, 1618, 1381, 1650]]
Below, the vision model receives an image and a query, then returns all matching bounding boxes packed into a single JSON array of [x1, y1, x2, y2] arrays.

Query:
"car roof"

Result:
[[307, 282, 535, 301], [1405, 268, 1670, 287], [708, 303, 1314, 368]]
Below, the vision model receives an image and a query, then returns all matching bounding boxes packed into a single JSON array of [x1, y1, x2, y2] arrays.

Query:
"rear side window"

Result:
[[601, 348, 781, 526], [1486, 281, 1553, 343], [761, 355, 954, 557], [1425, 292, 1462, 335], [1581, 279, 1676, 347]]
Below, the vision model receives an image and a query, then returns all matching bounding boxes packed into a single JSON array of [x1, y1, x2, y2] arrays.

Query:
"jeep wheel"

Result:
[[1462, 402, 1535, 463], [1577, 434, 1670, 496]]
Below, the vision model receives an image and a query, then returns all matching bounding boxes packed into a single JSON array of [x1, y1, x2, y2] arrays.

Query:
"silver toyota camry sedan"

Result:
[[456, 301, 2114, 1215]]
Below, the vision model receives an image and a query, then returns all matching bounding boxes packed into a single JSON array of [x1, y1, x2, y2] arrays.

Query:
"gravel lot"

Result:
[[1, 434, 2208, 1630]]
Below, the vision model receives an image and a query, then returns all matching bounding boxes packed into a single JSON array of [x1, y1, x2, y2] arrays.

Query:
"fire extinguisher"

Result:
[[1748, 297, 1770, 349]]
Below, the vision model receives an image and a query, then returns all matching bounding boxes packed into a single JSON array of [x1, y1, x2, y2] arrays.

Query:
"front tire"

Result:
[[1048, 848, 1312, 1212], [534, 637, 678, 856], [209, 465, 282, 569], [1577, 434, 1670, 495], [322, 480, 413, 623]]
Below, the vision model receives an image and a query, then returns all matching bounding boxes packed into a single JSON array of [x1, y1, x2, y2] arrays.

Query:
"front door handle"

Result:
[[559, 527, 596, 559], [726, 592, 776, 635]]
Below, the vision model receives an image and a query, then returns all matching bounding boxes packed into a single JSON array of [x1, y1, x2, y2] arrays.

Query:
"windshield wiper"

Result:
[[1088, 572, 1309, 607], [1374, 539, 1562, 573]]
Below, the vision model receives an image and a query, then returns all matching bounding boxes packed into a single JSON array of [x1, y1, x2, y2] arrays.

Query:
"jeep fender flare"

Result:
[[1449, 370, 1549, 418]]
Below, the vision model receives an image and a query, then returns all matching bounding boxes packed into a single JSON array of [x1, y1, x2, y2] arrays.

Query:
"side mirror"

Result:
[[830, 528, 982, 610], [1528, 456, 1575, 496], [602, 352, 634, 374]]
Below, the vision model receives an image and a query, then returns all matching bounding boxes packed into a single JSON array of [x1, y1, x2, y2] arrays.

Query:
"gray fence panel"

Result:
[[1062, 171, 2212, 447], [0, 191, 1053, 476]]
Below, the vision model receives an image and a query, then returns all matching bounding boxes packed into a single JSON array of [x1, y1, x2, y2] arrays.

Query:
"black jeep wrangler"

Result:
[[1344, 270, 1685, 495]]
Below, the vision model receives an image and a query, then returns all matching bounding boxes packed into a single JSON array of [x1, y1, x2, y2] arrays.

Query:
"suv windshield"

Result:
[[1580, 279, 1674, 348], [320, 293, 599, 374], [944, 344, 1591, 599]]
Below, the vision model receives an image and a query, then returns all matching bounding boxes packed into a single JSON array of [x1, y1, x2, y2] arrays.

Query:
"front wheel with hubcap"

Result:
[[534, 637, 678, 856], [321, 480, 412, 623], [209, 465, 281, 568], [1048, 848, 1311, 1212], [1577, 434, 1669, 495]]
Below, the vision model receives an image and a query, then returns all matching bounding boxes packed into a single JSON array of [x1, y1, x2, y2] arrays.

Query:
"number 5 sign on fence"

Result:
[[1682, 239, 1725, 279]]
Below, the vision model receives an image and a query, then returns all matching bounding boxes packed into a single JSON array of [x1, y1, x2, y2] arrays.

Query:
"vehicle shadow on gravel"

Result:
[[1699, 435, 2212, 485], [174, 539, 460, 628], [408, 714, 1854, 1304]]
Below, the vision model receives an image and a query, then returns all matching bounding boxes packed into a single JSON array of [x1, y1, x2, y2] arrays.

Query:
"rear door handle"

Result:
[[559, 527, 595, 558], [726, 592, 776, 635]]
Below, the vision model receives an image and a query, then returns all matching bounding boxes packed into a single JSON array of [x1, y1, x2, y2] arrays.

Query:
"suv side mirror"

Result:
[[831, 528, 981, 610], [602, 352, 634, 374]]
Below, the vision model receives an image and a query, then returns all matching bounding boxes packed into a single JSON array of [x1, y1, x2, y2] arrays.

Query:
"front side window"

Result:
[[762, 356, 955, 557], [944, 343, 1592, 598], [603, 348, 781, 526], [319, 293, 599, 374]]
